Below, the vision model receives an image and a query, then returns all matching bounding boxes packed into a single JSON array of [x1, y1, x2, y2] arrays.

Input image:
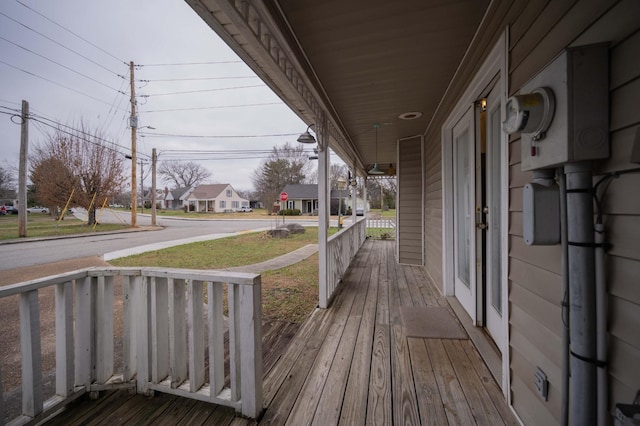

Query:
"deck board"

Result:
[[45, 240, 517, 426]]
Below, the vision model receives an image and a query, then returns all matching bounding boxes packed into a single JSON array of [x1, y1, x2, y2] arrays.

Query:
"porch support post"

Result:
[[318, 114, 330, 309], [351, 162, 357, 223]]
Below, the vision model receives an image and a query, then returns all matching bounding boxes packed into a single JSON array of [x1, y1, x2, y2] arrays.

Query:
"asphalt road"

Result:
[[0, 213, 284, 270]]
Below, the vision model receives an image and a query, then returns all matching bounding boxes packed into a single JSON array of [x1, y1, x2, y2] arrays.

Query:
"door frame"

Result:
[[441, 31, 509, 395]]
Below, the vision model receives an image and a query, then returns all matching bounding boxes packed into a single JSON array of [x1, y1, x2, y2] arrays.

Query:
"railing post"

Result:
[[20, 290, 43, 417], [239, 278, 263, 418], [55, 281, 74, 396]]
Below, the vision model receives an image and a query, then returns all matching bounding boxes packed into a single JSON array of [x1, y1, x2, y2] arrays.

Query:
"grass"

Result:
[[369, 208, 396, 217], [110, 227, 321, 269], [109, 226, 341, 323], [0, 213, 129, 240]]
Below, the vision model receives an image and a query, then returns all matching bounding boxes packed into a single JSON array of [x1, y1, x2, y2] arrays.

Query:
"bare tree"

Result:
[[252, 142, 312, 212], [158, 161, 211, 188], [0, 165, 16, 198], [30, 121, 126, 224], [330, 163, 348, 190]]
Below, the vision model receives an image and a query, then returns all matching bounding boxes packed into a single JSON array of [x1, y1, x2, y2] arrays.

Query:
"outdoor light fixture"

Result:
[[297, 124, 316, 144], [368, 123, 384, 175]]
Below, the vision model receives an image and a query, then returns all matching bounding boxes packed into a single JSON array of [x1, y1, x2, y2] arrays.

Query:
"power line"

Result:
[[139, 102, 281, 113], [15, 0, 125, 65], [0, 59, 129, 111], [141, 84, 265, 97], [139, 76, 259, 82], [138, 60, 243, 66], [0, 10, 124, 76], [139, 131, 300, 139], [0, 35, 124, 93]]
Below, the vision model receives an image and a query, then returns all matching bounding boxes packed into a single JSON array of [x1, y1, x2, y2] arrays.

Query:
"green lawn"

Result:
[[0, 213, 129, 240]]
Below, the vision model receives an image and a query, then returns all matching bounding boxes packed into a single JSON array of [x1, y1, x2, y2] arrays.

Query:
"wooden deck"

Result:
[[46, 240, 517, 425]]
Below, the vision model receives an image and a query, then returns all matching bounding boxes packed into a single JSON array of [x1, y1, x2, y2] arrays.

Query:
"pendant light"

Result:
[[368, 123, 384, 175]]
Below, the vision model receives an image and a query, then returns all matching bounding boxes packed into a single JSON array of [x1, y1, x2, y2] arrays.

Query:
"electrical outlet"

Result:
[[534, 367, 549, 401]]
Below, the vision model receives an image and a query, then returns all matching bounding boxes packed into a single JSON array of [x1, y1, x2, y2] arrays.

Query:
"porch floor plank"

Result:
[[44, 240, 517, 426]]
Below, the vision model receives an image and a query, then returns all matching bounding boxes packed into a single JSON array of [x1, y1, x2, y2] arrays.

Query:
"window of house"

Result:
[[219, 200, 226, 209], [287, 200, 295, 209], [226, 189, 232, 197], [232, 201, 239, 208]]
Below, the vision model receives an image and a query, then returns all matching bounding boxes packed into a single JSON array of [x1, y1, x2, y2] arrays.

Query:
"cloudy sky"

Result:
[[0, 0, 322, 191]]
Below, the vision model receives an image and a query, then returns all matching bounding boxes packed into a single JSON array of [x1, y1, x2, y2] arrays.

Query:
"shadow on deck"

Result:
[[46, 240, 516, 425]]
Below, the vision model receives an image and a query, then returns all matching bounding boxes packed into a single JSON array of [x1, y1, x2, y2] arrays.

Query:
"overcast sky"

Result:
[[0, 0, 319, 191]]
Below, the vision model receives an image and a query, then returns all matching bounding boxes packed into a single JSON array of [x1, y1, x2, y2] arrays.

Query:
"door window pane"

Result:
[[455, 129, 471, 287]]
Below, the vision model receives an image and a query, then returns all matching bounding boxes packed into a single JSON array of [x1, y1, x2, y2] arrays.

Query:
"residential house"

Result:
[[160, 186, 192, 210], [186, 183, 249, 213], [280, 183, 361, 215], [187, 1, 640, 424]]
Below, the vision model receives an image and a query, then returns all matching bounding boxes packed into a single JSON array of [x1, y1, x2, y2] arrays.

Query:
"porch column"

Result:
[[317, 114, 330, 308], [351, 163, 357, 223]]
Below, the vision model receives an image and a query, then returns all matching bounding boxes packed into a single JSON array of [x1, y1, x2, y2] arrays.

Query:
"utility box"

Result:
[[523, 182, 560, 245], [520, 44, 609, 171]]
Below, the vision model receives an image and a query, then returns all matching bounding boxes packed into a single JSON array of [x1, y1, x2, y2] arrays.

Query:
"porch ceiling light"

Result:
[[368, 123, 384, 175], [297, 124, 316, 144], [398, 111, 422, 120]]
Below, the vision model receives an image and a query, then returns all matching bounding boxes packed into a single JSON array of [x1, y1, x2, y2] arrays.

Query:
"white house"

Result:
[[186, 184, 249, 213]]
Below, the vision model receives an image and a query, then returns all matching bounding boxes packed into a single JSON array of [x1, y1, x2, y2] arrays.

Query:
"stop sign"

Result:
[[280, 192, 288, 201]]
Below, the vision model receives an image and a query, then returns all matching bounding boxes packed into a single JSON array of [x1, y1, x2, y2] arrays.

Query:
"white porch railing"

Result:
[[0, 267, 262, 425], [366, 218, 396, 240], [323, 218, 367, 308]]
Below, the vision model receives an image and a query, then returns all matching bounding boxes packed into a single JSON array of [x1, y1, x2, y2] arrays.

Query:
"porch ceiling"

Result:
[[187, 0, 490, 173]]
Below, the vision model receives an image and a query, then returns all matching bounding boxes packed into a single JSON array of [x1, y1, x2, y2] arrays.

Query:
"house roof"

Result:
[[170, 186, 192, 199], [189, 184, 229, 200], [281, 184, 349, 200], [281, 184, 318, 199]]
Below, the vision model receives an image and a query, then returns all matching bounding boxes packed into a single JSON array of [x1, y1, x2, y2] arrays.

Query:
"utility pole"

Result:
[[151, 148, 157, 226], [140, 159, 144, 214], [129, 61, 137, 227], [18, 100, 29, 237]]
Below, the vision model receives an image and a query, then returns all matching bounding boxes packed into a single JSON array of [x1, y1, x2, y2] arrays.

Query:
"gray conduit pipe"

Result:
[[558, 169, 570, 426], [595, 222, 607, 426], [565, 162, 597, 424]]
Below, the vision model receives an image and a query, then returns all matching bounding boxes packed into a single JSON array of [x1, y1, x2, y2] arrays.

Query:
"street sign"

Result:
[[280, 192, 288, 201]]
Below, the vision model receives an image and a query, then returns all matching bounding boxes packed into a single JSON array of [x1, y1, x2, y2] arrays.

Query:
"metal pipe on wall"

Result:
[[594, 222, 607, 426], [565, 162, 597, 424], [558, 169, 570, 426]]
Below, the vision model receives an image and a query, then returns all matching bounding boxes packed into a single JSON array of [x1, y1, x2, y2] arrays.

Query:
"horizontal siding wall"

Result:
[[398, 136, 423, 265], [506, 0, 640, 424]]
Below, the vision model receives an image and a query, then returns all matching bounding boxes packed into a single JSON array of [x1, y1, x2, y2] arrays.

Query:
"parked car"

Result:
[[3, 205, 18, 214], [239, 206, 253, 212], [356, 208, 365, 216], [27, 206, 49, 213]]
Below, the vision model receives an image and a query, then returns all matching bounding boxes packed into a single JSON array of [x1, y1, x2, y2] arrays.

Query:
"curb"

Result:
[[0, 226, 163, 246]]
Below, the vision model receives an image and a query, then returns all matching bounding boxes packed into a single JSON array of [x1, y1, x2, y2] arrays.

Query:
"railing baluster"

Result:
[[187, 280, 205, 392], [208, 281, 224, 396], [19, 289, 43, 417], [151, 276, 169, 384], [0, 358, 4, 424], [134, 276, 151, 394], [169, 278, 187, 388], [239, 277, 263, 418], [75, 277, 92, 390], [122, 276, 135, 381], [96, 275, 114, 384], [55, 281, 74, 396], [228, 283, 241, 401]]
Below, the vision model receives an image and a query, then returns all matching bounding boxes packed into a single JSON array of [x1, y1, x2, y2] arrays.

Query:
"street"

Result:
[[0, 214, 282, 270]]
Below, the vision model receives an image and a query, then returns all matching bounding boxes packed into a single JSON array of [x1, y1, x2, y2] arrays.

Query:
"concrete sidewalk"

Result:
[[224, 243, 318, 274]]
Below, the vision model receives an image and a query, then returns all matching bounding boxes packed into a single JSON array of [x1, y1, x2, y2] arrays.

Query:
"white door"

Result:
[[484, 87, 505, 346], [452, 107, 476, 319]]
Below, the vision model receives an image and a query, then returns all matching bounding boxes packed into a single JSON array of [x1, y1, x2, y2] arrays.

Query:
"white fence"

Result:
[[0, 267, 262, 425], [366, 218, 396, 240], [324, 218, 367, 308]]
